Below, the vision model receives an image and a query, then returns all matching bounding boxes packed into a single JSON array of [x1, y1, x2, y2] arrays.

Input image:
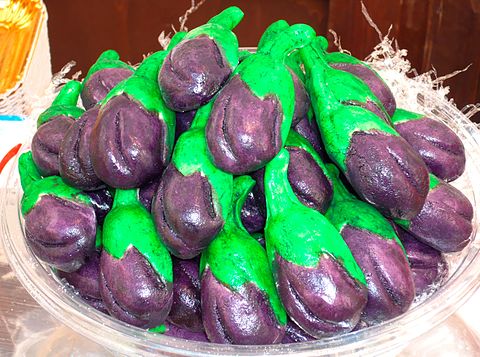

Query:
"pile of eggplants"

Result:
[[19, 6, 474, 346]]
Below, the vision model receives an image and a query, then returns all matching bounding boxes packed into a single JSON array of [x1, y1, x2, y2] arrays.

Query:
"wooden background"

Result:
[[44, 0, 480, 121]]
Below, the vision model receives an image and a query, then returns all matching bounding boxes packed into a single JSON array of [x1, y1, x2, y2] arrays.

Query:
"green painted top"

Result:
[[173, 102, 233, 223], [183, 6, 244, 68], [101, 50, 176, 156], [102, 189, 173, 283], [391, 108, 425, 125], [233, 24, 315, 148], [257, 19, 289, 51], [325, 164, 405, 252], [37, 81, 84, 127], [83, 50, 134, 86], [300, 45, 398, 171], [149, 324, 167, 333], [200, 176, 287, 325], [238, 49, 252, 62], [264, 149, 366, 285], [394, 173, 441, 230], [18, 152, 91, 215]]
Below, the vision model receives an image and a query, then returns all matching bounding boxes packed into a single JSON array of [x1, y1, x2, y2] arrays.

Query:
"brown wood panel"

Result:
[[44, 0, 328, 75], [328, 0, 480, 121], [426, 0, 480, 115], [44, 0, 480, 120]]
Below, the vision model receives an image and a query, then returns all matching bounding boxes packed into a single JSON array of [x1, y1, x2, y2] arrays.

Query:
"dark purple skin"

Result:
[[59, 106, 104, 191], [330, 62, 396, 117], [281, 319, 315, 344], [100, 247, 173, 328], [407, 180, 473, 253], [152, 165, 223, 259], [90, 94, 167, 189], [240, 173, 266, 234], [286, 146, 333, 214], [86, 188, 113, 226], [240, 190, 266, 234], [206, 75, 283, 174], [24, 195, 97, 272], [168, 257, 203, 332], [293, 116, 328, 161], [346, 131, 429, 220], [394, 225, 448, 295], [201, 269, 285, 345], [81, 67, 133, 110], [83, 295, 109, 314], [175, 110, 196, 142], [274, 254, 367, 338], [159, 36, 232, 112], [163, 321, 209, 342], [341, 226, 415, 324], [58, 250, 108, 313], [394, 117, 466, 182], [139, 177, 161, 212], [290, 70, 310, 127], [31, 115, 75, 177]]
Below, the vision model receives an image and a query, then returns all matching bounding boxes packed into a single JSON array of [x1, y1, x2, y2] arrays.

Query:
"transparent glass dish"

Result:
[[2, 98, 480, 356]]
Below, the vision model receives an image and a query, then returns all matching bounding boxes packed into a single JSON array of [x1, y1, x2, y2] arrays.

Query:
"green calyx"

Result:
[[19, 152, 91, 215], [173, 102, 233, 224], [37, 81, 84, 127], [83, 50, 134, 86], [183, 6, 244, 68], [102, 188, 173, 283], [301, 44, 398, 171], [264, 149, 366, 285], [325, 164, 405, 252], [149, 324, 167, 334], [233, 24, 315, 150], [201, 176, 287, 325], [394, 173, 440, 230], [391, 108, 425, 125], [101, 50, 176, 157]]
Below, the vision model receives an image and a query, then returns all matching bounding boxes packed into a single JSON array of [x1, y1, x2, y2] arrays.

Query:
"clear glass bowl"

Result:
[[2, 98, 480, 356]]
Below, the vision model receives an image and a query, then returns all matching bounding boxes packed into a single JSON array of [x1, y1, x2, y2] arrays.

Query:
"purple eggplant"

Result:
[[200, 176, 287, 344], [206, 24, 315, 174], [58, 250, 107, 313], [80, 50, 134, 110], [326, 164, 415, 324], [158, 7, 244, 111], [19, 152, 97, 272], [264, 149, 367, 338], [59, 106, 104, 190], [395, 174, 473, 253], [392, 108, 466, 182], [394, 225, 448, 296], [168, 257, 203, 332], [100, 189, 173, 328]]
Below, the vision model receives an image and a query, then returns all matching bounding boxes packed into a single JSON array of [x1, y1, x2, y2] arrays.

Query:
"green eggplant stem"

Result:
[[37, 80, 84, 127], [18, 151, 42, 191], [207, 6, 244, 30], [257, 19, 290, 50], [258, 24, 316, 59], [51, 81, 82, 106]]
